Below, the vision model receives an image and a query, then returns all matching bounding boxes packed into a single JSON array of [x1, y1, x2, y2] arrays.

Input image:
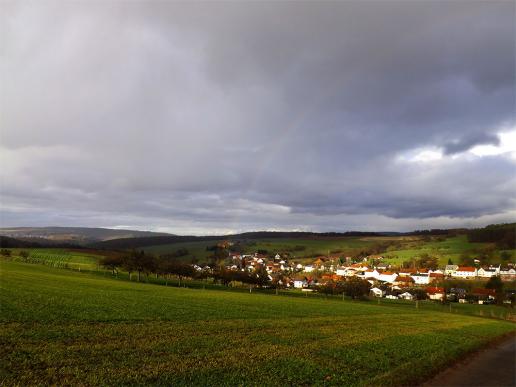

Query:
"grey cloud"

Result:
[[0, 1, 515, 233], [443, 132, 501, 155]]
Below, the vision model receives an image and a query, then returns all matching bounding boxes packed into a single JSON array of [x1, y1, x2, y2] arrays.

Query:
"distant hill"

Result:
[[0, 227, 171, 245], [90, 231, 382, 250], [0, 235, 82, 249]]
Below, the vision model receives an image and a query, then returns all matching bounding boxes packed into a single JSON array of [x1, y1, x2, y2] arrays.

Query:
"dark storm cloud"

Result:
[[443, 132, 500, 155], [1, 1, 515, 233]]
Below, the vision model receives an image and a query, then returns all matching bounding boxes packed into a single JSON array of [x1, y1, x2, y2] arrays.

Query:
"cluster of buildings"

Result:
[[220, 252, 515, 303], [444, 265, 516, 280]]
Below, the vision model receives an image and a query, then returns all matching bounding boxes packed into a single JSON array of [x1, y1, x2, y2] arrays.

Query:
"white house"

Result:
[[500, 267, 516, 280], [370, 287, 384, 297], [336, 268, 347, 276], [399, 292, 414, 300], [477, 267, 498, 278], [304, 265, 315, 273], [452, 266, 477, 278], [377, 271, 398, 283], [411, 274, 430, 285], [427, 287, 445, 300], [362, 269, 380, 279], [293, 278, 306, 289], [444, 265, 458, 276]]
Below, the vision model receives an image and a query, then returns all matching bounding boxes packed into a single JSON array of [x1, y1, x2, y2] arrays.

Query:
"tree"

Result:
[[459, 252, 474, 266], [319, 281, 345, 296], [342, 277, 371, 300], [100, 255, 123, 276], [19, 250, 30, 261], [124, 250, 156, 282], [416, 254, 438, 269], [0, 249, 11, 258], [253, 265, 271, 288], [500, 251, 511, 262], [485, 276, 504, 305], [157, 257, 196, 286], [121, 251, 138, 281], [447, 258, 453, 265], [410, 288, 428, 301]]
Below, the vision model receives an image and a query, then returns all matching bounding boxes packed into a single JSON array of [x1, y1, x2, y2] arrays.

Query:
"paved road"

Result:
[[423, 336, 516, 387]]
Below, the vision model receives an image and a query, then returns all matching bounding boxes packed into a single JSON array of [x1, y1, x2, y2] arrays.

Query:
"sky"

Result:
[[1, 1, 515, 235]]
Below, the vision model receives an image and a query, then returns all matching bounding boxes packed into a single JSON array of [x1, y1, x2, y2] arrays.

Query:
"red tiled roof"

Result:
[[396, 275, 415, 282], [472, 288, 496, 296], [426, 287, 445, 294], [457, 266, 476, 272]]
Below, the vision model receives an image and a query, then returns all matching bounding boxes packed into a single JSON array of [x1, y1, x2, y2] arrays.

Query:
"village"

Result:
[[212, 248, 516, 304]]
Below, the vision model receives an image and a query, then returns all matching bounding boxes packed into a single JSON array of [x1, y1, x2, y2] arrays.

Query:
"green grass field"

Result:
[[383, 235, 515, 266], [9, 248, 101, 270], [141, 234, 516, 267], [143, 237, 379, 264], [1, 261, 514, 386], [143, 240, 219, 262]]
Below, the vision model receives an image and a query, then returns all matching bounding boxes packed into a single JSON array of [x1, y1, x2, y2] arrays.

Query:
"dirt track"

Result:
[[423, 336, 516, 387]]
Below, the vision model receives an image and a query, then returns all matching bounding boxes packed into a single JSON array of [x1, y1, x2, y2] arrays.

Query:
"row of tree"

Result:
[[100, 250, 272, 287]]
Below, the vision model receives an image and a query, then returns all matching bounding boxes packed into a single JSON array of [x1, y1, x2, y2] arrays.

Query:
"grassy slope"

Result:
[[9, 248, 101, 269], [142, 234, 516, 266], [382, 235, 512, 266], [1, 261, 514, 386], [143, 237, 377, 264]]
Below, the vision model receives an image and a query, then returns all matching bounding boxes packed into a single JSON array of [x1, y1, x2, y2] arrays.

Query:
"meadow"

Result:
[[143, 236, 382, 264], [141, 234, 515, 266], [382, 235, 514, 266], [8, 248, 101, 270], [1, 261, 514, 386]]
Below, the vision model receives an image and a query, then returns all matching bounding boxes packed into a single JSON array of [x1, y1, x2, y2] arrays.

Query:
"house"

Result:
[[335, 267, 348, 276], [320, 274, 343, 284], [350, 263, 368, 270], [313, 257, 327, 269], [304, 265, 315, 273], [394, 275, 415, 287], [411, 273, 430, 285], [472, 288, 496, 300], [477, 267, 499, 278], [452, 266, 477, 279], [444, 265, 458, 276], [399, 268, 417, 276], [376, 264, 390, 271], [370, 287, 384, 297], [399, 292, 414, 300], [447, 287, 467, 302], [377, 271, 397, 283], [429, 272, 444, 282], [426, 287, 445, 300], [385, 294, 398, 300], [363, 269, 380, 280], [293, 276, 307, 289], [500, 267, 516, 281]]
